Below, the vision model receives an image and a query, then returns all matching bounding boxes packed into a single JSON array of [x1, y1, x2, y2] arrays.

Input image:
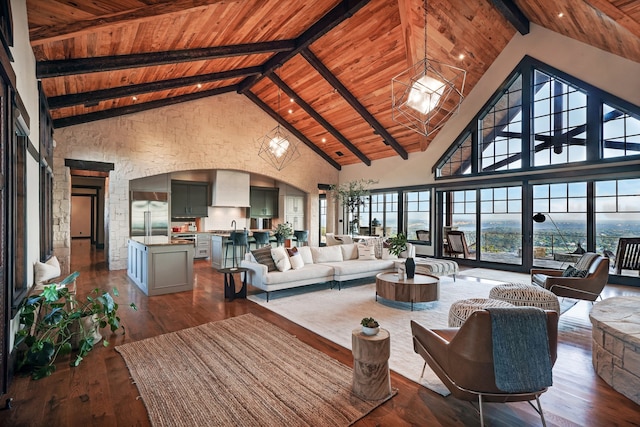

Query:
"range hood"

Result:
[[211, 170, 250, 207]]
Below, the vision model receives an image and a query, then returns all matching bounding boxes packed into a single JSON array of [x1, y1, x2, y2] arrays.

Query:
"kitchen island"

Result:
[[127, 236, 194, 296]]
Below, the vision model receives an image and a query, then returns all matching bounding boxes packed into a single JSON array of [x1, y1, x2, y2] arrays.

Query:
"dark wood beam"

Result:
[[269, 73, 371, 166], [244, 92, 342, 170], [37, 40, 295, 78], [64, 159, 114, 172], [47, 67, 261, 109], [53, 85, 237, 128], [301, 49, 408, 160], [237, 0, 371, 93], [489, 0, 529, 35]]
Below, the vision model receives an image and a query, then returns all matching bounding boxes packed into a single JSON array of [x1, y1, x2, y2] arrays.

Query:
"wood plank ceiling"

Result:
[[26, 0, 640, 169]]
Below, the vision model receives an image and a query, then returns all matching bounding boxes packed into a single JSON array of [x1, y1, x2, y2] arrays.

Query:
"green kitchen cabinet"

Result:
[[250, 187, 279, 218], [171, 181, 209, 218]]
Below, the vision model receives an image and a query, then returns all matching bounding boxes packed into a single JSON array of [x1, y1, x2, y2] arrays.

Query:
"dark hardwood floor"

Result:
[[2, 239, 639, 426]]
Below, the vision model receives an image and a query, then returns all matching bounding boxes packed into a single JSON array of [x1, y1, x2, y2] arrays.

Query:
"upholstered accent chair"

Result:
[[531, 252, 609, 302], [411, 308, 558, 426], [613, 237, 640, 275], [446, 230, 472, 258]]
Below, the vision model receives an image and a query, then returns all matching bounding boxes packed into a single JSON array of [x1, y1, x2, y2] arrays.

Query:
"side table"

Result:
[[351, 328, 392, 400], [217, 267, 249, 301]]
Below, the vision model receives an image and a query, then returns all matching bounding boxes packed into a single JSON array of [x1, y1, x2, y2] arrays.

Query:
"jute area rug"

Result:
[[116, 313, 394, 427]]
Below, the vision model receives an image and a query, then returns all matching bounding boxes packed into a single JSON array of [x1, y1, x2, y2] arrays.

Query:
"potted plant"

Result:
[[274, 222, 293, 245], [14, 271, 137, 380], [330, 179, 378, 236], [387, 233, 415, 278], [360, 317, 380, 335]]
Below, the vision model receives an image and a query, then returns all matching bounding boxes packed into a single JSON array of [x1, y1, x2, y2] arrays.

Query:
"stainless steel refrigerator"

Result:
[[130, 192, 169, 236]]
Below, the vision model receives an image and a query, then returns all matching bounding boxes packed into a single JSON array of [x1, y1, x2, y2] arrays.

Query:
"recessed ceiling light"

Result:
[[288, 109, 293, 114], [132, 96, 138, 101], [458, 54, 465, 60], [197, 83, 202, 89], [290, 98, 294, 103], [558, 12, 564, 18], [321, 138, 326, 143]]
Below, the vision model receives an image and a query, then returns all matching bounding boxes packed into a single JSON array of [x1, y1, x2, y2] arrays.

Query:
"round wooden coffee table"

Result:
[[375, 272, 439, 310]]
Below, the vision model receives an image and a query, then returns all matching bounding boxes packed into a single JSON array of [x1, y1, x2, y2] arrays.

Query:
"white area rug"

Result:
[[459, 268, 532, 283], [248, 276, 500, 396]]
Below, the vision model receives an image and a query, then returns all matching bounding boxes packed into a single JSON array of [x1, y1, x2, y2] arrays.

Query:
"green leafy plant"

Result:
[[330, 179, 378, 216], [361, 317, 379, 328], [274, 222, 293, 241], [14, 271, 137, 380], [386, 233, 408, 257]]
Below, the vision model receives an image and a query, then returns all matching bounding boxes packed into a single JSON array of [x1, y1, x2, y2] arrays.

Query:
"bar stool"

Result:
[[293, 230, 308, 246], [225, 230, 249, 268], [252, 231, 271, 249]]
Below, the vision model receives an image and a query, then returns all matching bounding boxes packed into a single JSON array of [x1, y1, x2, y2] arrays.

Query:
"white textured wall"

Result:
[[54, 93, 338, 270]]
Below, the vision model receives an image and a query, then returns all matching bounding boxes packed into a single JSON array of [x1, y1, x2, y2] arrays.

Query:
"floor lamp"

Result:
[[532, 212, 571, 253]]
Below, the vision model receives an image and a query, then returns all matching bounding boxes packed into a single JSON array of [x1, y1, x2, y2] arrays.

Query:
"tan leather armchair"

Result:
[[531, 252, 609, 302], [411, 309, 558, 426]]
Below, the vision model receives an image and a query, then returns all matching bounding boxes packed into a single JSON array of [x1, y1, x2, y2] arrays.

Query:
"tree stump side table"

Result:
[[351, 328, 392, 400]]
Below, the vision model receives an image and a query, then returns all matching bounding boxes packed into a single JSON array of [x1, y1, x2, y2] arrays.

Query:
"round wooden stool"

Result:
[[351, 328, 392, 400]]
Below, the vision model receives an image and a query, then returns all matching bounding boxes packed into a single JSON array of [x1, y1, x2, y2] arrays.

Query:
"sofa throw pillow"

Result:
[[271, 246, 292, 272], [357, 244, 376, 260], [286, 247, 305, 270], [340, 243, 359, 260], [34, 255, 61, 285], [251, 246, 277, 272]]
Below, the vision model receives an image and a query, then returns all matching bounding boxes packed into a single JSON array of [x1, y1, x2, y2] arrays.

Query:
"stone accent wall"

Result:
[[53, 93, 338, 270], [590, 296, 640, 405]]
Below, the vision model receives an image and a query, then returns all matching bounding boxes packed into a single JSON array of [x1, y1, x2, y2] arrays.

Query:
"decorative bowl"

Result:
[[362, 326, 380, 336]]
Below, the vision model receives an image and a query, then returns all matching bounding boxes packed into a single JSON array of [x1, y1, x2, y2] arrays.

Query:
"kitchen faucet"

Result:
[[231, 220, 237, 231]]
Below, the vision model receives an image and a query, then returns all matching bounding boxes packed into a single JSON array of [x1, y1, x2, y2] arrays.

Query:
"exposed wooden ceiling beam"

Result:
[[489, 0, 529, 35], [244, 92, 342, 170], [269, 73, 371, 166], [29, 0, 237, 45], [37, 40, 296, 78], [301, 49, 408, 160], [53, 86, 237, 128], [47, 66, 262, 109], [237, 0, 371, 94]]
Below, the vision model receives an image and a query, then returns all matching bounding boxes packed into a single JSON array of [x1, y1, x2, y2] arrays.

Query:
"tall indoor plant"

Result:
[[387, 233, 415, 278], [14, 271, 137, 379], [330, 179, 378, 236]]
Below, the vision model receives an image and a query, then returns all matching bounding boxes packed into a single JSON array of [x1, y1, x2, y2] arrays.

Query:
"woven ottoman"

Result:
[[448, 298, 515, 327], [414, 258, 459, 281], [489, 283, 560, 313]]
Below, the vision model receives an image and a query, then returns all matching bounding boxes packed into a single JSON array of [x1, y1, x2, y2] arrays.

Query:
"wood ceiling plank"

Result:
[[583, 0, 640, 39], [29, 0, 239, 45]]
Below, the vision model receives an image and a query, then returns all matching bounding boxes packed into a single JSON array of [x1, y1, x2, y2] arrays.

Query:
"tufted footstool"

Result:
[[448, 298, 515, 327], [489, 283, 560, 313]]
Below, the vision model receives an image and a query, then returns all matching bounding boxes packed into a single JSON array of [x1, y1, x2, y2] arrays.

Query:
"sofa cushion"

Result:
[[297, 246, 314, 264], [311, 246, 343, 263], [325, 259, 395, 277], [263, 264, 334, 285], [34, 255, 61, 285], [251, 246, 277, 272], [357, 244, 376, 260], [287, 247, 304, 270], [381, 247, 398, 260], [340, 243, 359, 260], [271, 246, 292, 272]]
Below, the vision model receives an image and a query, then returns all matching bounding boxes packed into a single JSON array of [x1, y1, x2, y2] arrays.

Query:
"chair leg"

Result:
[[528, 395, 547, 427], [478, 394, 485, 427], [419, 361, 427, 379]]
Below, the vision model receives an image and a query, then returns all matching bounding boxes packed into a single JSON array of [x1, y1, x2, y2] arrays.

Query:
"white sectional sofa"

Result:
[[240, 242, 415, 301]]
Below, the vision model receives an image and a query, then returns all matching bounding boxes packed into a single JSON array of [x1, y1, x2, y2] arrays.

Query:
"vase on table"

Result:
[[405, 257, 415, 279]]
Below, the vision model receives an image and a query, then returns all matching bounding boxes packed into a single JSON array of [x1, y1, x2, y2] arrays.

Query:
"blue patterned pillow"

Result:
[[562, 265, 588, 277]]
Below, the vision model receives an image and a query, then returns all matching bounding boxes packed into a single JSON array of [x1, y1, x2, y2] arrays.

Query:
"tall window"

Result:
[[602, 103, 640, 159], [319, 194, 326, 245], [370, 192, 398, 237], [438, 133, 472, 177], [404, 190, 430, 241], [450, 190, 477, 259], [479, 186, 522, 264], [595, 178, 640, 257]]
